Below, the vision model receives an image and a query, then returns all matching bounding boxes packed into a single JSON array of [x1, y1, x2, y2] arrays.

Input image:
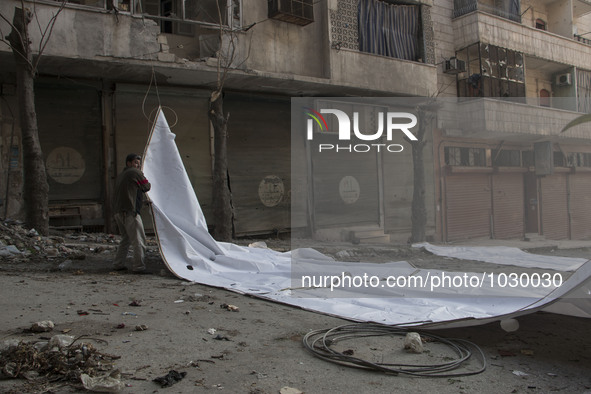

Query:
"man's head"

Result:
[[125, 153, 141, 169]]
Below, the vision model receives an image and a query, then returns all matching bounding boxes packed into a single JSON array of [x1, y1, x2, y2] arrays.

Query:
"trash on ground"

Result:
[[153, 370, 187, 388], [30, 320, 55, 333], [280, 387, 304, 394], [220, 303, 239, 312], [403, 332, 424, 354], [0, 336, 120, 388], [512, 370, 529, 377], [80, 369, 124, 392], [135, 325, 148, 331]]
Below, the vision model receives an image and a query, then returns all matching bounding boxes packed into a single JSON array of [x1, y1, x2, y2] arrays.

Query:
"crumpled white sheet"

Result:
[[414, 243, 587, 271], [142, 108, 591, 327]]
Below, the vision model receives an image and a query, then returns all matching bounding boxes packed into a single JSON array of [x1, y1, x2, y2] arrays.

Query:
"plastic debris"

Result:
[[30, 320, 54, 333], [500, 318, 520, 332], [220, 303, 239, 312], [135, 324, 148, 331], [80, 370, 125, 392], [207, 328, 217, 335], [153, 370, 187, 388], [48, 335, 75, 349], [280, 387, 303, 394], [403, 332, 424, 354], [512, 370, 529, 377], [128, 300, 142, 307], [58, 260, 73, 271]]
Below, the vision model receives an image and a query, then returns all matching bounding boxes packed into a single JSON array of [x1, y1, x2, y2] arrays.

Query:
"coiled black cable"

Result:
[[302, 323, 486, 377]]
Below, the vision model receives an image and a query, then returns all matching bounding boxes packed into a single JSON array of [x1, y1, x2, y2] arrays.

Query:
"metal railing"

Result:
[[453, 0, 521, 23]]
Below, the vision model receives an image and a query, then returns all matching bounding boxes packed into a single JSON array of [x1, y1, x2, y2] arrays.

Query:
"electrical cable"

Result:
[[302, 323, 486, 377]]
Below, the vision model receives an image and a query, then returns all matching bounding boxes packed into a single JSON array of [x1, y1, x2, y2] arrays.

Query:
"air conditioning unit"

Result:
[[268, 0, 314, 26], [443, 57, 466, 74], [556, 73, 572, 86]]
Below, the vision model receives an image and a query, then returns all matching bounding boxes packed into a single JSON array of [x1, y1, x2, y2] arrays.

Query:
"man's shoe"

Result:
[[112, 266, 127, 271]]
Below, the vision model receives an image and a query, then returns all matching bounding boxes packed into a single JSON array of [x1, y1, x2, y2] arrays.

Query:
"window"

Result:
[[141, 0, 241, 32], [535, 18, 547, 30], [358, 0, 419, 61], [567, 152, 591, 167], [445, 147, 487, 167], [493, 149, 521, 167], [456, 43, 525, 100], [268, 0, 314, 25]]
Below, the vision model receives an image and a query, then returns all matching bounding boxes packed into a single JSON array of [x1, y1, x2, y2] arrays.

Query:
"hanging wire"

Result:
[[302, 323, 486, 377], [141, 65, 178, 128]]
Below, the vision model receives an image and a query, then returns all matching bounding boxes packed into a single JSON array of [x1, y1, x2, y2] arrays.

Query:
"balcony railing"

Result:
[[574, 34, 591, 45], [453, 0, 521, 23]]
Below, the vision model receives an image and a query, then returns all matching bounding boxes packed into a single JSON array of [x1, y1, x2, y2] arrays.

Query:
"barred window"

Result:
[[492, 149, 521, 167], [445, 147, 487, 167]]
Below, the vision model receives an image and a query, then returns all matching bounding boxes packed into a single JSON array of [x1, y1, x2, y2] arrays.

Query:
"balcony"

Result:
[[452, 11, 591, 70], [441, 98, 591, 142]]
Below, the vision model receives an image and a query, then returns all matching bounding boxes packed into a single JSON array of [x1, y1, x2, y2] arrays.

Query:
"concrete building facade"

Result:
[[0, 0, 590, 242]]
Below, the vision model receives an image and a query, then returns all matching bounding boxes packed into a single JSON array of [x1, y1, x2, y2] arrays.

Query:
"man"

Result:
[[112, 153, 151, 273]]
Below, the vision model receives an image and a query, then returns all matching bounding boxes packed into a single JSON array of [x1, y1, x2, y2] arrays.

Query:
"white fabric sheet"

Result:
[[142, 108, 591, 327], [414, 243, 588, 271]]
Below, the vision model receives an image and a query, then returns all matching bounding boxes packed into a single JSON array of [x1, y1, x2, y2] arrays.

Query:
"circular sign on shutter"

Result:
[[339, 175, 360, 204], [258, 175, 284, 207], [46, 147, 86, 184]]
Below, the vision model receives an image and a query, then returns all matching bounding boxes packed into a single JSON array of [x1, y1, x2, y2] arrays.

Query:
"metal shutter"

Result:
[[540, 174, 569, 240], [492, 173, 524, 239], [445, 174, 491, 241], [569, 173, 591, 239]]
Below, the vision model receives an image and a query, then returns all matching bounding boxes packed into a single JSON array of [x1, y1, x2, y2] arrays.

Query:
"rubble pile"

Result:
[[0, 220, 117, 263], [0, 336, 121, 389]]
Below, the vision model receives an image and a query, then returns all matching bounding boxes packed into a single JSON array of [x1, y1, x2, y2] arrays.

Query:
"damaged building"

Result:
[[0, 0, 591, 243]]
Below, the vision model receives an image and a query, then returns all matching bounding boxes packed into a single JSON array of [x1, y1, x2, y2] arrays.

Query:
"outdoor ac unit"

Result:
[[268, 0, 314, 26], [556, 73, 572, 86], [443, 57, 466, 74]]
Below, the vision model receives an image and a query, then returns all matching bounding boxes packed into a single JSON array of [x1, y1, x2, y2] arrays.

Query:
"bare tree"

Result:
[[208, 3, 251, 241], [409, 104, 435, 243], [1, 0, 66, 235]]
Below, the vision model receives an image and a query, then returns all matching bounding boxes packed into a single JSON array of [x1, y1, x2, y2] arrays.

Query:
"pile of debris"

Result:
[[0, 334, 122, 392], [0, 220, 117, 263]]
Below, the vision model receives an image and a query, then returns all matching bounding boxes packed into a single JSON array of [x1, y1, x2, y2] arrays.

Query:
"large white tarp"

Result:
[[142, 108, 591, 327], [414, 243, 587, 271]]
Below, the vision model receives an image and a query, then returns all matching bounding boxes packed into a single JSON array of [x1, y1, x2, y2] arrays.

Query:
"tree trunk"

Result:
[[410, 138, 426, 243], [208, 91, 233, 241], [409, 108, 428, 243], [8, 7, 49, 235]]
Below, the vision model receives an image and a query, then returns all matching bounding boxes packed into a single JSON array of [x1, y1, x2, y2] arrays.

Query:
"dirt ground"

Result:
[[0, 229, 590, 394]]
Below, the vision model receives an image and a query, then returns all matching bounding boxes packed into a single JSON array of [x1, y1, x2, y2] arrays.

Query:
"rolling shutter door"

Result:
[[226, 96, 291, 235], [540, 174, 568, 240], [492, 173, 524, 239], [445, 173, 491, 241], [569, 173, 591, 239], [36, 81, 103, 201], [310, 132, 380, 228]]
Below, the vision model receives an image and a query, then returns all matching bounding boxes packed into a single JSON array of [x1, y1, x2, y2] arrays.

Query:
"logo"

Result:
[[305, 108, 418, 153]]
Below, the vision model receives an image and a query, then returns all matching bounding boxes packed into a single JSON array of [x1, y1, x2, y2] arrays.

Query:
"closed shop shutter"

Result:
[[310, 132, 380, 228], [226, 96, 291, 236], [36, 80, 103, 201], [492, 173, 524, 239], [115, 85, 211, 232], [569, 173, 591, 239], [540, 174, 569, 240], [445, 173, 491, 241]]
